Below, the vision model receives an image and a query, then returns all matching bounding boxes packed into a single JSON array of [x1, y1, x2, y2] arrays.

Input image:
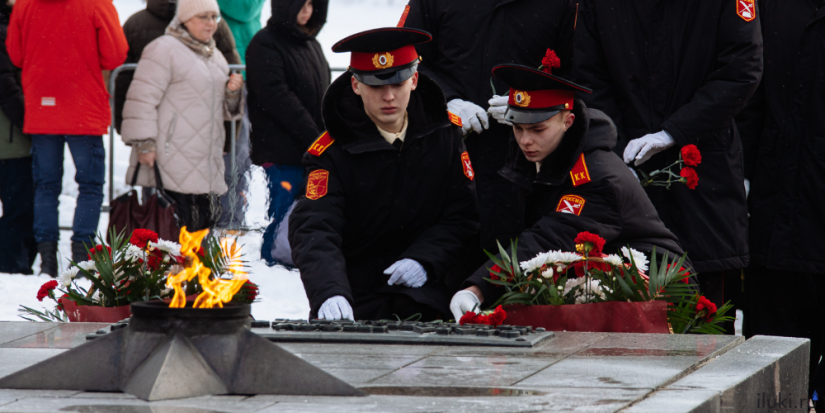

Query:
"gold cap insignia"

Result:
[[513, 90, 531, 108], [372, 52, 395, 69]]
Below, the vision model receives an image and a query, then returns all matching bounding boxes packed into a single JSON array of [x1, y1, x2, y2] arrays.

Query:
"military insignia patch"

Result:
[[306, 170, 330, 200], [569, 154, 591, 186], [448, 111, 463, 127], [556, 195, 585, 215], [372, 52, 395, 69], [307, 132, 334, 156], [461, 151, 474, 180], [513, 90, 532, 108], [736, 0, 756, 21], [397, 5, 411, 27]]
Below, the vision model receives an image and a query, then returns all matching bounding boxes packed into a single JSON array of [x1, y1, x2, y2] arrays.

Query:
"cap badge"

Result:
[[372, 52, 395, 69], [513, 90, 531, 108]]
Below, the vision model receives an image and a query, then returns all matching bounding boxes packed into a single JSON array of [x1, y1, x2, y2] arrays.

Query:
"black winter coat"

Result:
[[246, 0, 330, 167], [288, 73, 480, 319], [0, 4, 23, 134], [114, 0, 240, 134], [574, 0, 763, 273], [463, 102, 686, 305], [401, 0, 577, 249], [740, 0, 825, 274]]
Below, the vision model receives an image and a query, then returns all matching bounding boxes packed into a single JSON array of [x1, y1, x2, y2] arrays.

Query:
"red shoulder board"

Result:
[[397, 5, 411, 27], [569, 154, 591, 187], [308, 132, 334, 156], [448, 111, 463, 127]]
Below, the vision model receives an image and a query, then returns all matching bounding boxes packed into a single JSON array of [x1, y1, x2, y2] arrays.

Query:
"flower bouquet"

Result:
[[468, 231, 733, 334], [636, 144, 702, 190]]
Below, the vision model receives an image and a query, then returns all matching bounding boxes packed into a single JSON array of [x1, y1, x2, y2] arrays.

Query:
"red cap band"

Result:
[[508, 88, 574, 111], [350, 45, 419, 72]]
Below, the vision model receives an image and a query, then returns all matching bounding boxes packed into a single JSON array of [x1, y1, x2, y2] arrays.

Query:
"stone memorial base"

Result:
[[0, 321, 810, 412]]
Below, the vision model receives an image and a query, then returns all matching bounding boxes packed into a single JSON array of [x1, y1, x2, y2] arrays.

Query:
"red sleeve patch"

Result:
[[308, 132, 334, 156], [306, 170, 330, 200], [397, 5, 411, 27], [569, 154, 591, 187], [448, 111, 463, 127], [556, 195, 586, 215], [461, 151, 474, 180], [736, 0, 756, 21]]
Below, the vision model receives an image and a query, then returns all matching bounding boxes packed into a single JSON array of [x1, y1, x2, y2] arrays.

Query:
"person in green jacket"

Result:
[[217, 0, 266, 65]]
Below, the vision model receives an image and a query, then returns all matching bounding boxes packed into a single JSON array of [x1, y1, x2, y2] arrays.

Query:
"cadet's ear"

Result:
[[410, 72, 419, 91], [351, 75, 362, 96], [563, 112, 575, 131]]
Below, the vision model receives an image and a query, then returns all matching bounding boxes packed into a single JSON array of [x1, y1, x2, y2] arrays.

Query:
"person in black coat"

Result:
[[738, 1, 825, 406], [288, 28, 480, 321], [246, 0, 330, 267], [573, 0, 763, 310], [450, 65, 686, 316], [400, 0, 577, 262]]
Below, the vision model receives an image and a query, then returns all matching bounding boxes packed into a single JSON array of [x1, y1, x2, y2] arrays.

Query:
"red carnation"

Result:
[[574, 231, 606, 255], [147, 249, 165, 270], [130, 229, 159, 249], [36, 280, 58, 302], [679, 167, 699, 190], [243, 281, 259, 302], [459, 311, 478, 325], [540, 49, 561, 74], [87, 245, 112, 260], [696, 296, 717, 322], [680, 145, 702, 167], [485, 305, 507, 327], [489, 264, 514, 283]]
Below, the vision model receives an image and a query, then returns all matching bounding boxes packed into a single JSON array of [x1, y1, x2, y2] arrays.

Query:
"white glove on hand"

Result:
[[623, 130, 676, 166], [318, 295, 354, 321], [449, 289, 481, 321], [448, 99, 490, 135], [744, 179, 751, 199], [385, 259, 427, 288], [487, 95, 512, 126]]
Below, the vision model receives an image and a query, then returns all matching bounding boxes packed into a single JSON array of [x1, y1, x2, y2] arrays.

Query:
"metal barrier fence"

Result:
[[104, 64, 348, 209]]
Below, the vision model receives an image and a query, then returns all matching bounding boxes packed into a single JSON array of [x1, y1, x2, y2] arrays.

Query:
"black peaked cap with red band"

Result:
[[492, 64, 593, 124], [332, 27, 432, 86]]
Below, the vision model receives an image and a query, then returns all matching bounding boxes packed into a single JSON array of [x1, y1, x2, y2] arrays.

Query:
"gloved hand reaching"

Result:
[[744, 179, 751, 199], [623, 130, 675, 166], [487, 95, 512, 126], [448, 99, 490, 135], [385, 259, 427, 288], [318, 295, 354, 321], [449, 289, 481, 321]]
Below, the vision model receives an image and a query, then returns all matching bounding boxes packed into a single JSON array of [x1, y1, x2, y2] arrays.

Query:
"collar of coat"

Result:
[[166, 17, 216, 58], [322, 72, 452, 154], [499, 100, 618, 190]]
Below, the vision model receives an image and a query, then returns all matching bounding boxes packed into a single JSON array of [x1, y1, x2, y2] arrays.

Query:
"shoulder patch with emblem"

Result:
[[461, 151, 474, 180], [306, 169, 330, 200], [569, 154, 591, 187], [448, 111, 463, 127], [397, 5, 411, 27], [307, 132, 334, 156], [556, 195, 586, 216], [736, 0, 756, 21]]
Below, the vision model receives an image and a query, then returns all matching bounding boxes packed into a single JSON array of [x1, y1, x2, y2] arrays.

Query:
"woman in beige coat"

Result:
[[122, 0, 243, 232]]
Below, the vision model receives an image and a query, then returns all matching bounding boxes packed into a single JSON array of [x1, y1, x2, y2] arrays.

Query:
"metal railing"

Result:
[[105, 64, 349, 208]]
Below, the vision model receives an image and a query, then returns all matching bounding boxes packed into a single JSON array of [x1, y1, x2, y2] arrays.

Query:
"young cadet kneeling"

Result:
[[289, 28, 480, 321], [449, 63, 686, 319]]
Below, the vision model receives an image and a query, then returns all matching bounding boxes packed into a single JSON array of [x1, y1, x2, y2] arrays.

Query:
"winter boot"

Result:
[[37, 241, 58, 278], [71, 241, 89, 264]]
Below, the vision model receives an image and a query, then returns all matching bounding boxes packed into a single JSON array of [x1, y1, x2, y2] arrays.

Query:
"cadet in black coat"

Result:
[[289, 29, 480, 321], [401, 0, 577, 253], [574, 0, 763, 307], [451, 65, 685, 316], [738, 1, 825, 404]]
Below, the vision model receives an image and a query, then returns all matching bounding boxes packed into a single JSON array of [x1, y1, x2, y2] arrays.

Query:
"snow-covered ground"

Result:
[[0, 0, 409, 322]]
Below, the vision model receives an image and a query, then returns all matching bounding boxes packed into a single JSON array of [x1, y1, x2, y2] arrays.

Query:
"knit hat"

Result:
[[176, 0, 220, 24]]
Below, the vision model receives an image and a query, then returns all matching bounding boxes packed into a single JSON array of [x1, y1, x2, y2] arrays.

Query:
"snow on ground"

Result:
[[0, 0, 408, 322]]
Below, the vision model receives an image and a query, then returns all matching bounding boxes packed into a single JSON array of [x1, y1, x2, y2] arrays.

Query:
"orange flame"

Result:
[[281, 181, 293, 192], [167, 227, 248, 309]]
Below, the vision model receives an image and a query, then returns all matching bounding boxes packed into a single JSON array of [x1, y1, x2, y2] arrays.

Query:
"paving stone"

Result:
[[292, 353, 424, 370], [622, 389, 721, 413], [275, 343, 444, 357], [0, 349, 66, 380], [0, 388, 82, 398], [581, 333, 743, 357], [320, 368, 396, 384], [0, 322, 58, 345], [371, 355, 555, 387], [0, 323, 110, 349], [435, 331, 608, 357]]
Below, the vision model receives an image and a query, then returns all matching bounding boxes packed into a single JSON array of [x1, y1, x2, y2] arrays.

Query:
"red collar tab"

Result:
[[508, 88, 574, 111], [350, 45, 419, 72], [569, 154, 591, 187], [307, 132, 335, 156]]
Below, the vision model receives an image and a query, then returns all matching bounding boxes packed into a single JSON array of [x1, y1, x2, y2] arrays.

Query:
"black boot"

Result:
[[71, 241, 89, 264], [37, 241, 58, 278]]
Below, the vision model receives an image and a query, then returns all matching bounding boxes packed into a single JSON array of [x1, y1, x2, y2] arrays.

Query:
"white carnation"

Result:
[[553, 251, 584, 264], [58, 268, 77, 287], [541, 268, 554, 279], [124, 244, 144, 262], [77, 260, 96, 274], [620, 247, 649, 272], [150, 239, 182, 256], [603, 254, 623, 267], [520, 252, 550, 273]]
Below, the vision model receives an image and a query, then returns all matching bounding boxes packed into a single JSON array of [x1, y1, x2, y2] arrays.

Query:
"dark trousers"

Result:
[[0, 156, 36, 273], [164, 190, 221, 232], [744, 264, 825, 400]]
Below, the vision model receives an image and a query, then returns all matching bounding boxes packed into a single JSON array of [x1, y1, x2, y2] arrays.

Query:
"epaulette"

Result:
[[307, 131, 335, 156], [448, 111, 463, 127], [569, 154, 591, 186]]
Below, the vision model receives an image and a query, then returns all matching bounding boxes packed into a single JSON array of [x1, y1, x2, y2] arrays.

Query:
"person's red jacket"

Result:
[[6, 0, 128, 135]]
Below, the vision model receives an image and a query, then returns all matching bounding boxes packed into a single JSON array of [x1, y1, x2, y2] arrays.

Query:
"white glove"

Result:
[[385, 259, 427, 288], [744, 179, 750, 199], [447, 99, 490, 135], [628, 167, 640, 182], [487, 95, 512, 126], [623, 130, 675, 166], [449, 289, 481, 321], [318, 295, 354, 321]]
